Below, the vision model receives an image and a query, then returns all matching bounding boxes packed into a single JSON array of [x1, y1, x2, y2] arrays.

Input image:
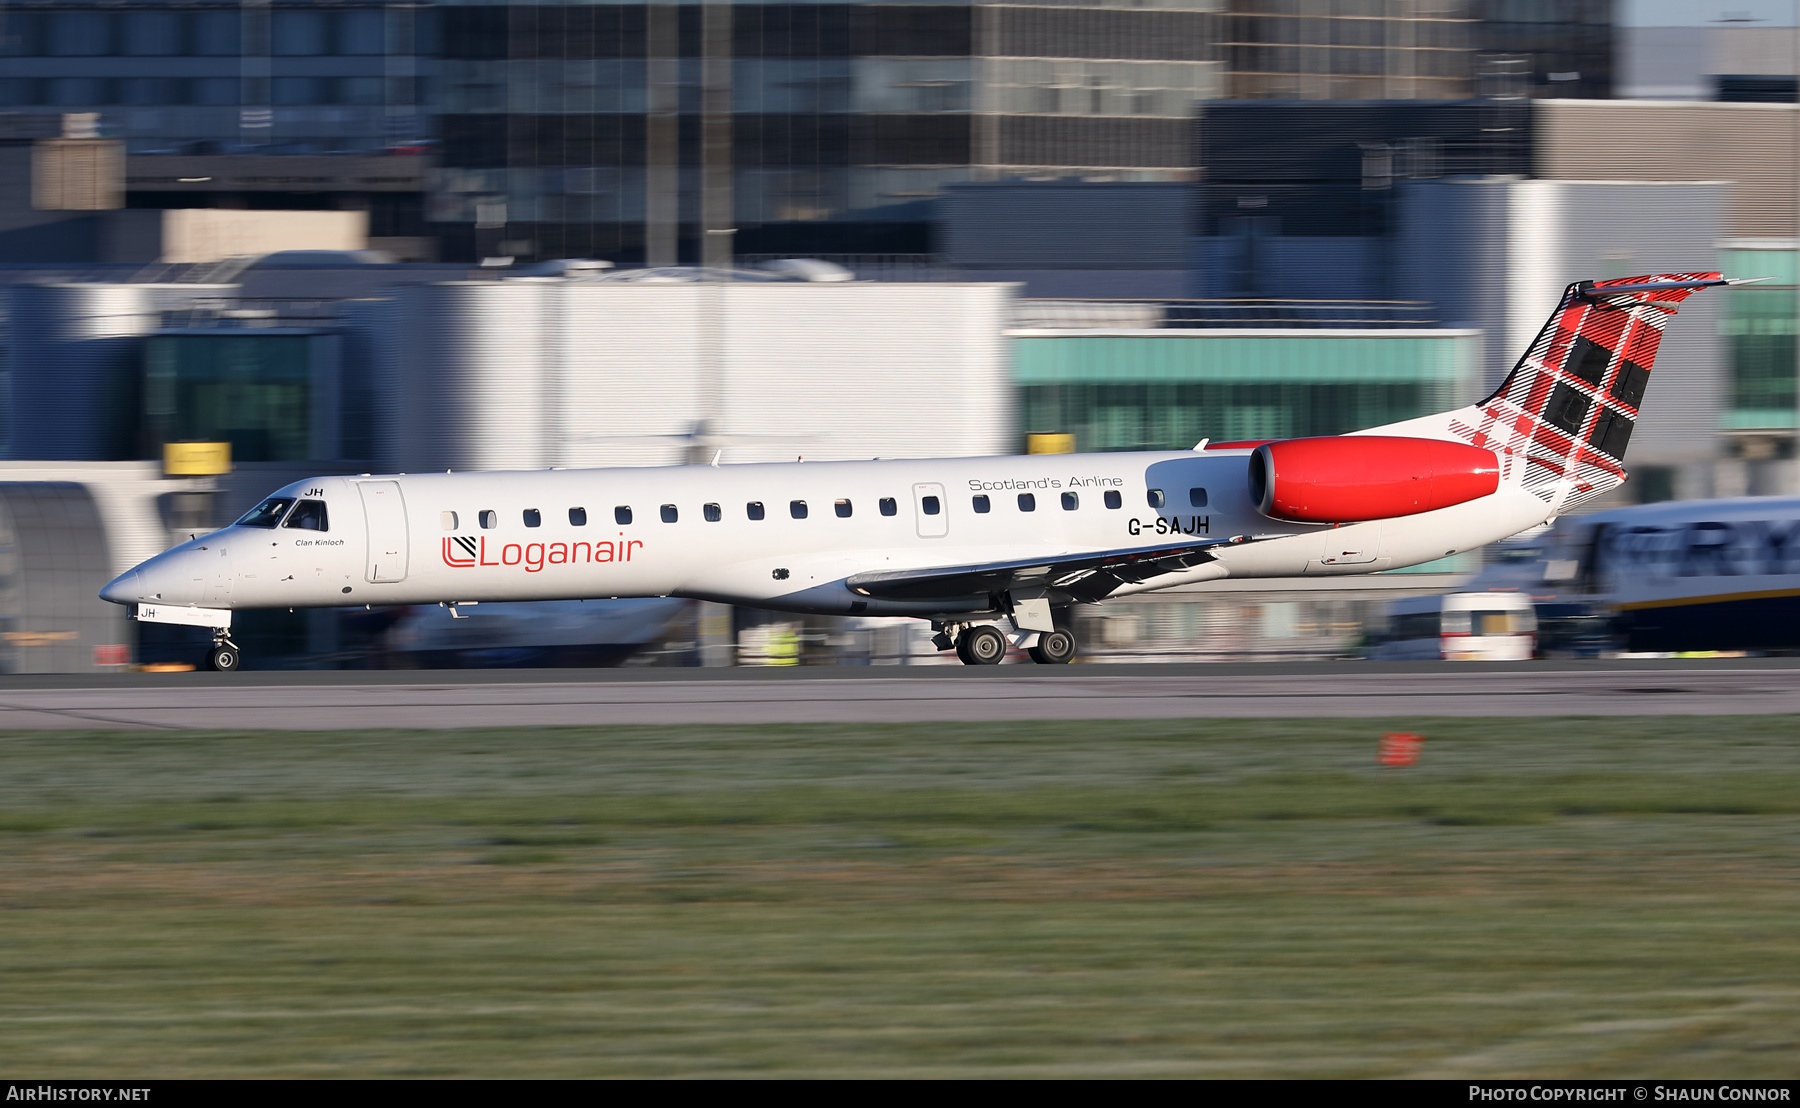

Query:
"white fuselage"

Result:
[[103, 448, 1554, 619]]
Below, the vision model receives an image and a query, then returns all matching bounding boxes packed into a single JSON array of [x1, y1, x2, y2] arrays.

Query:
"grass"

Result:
[[0, 717, 1797, 1077]]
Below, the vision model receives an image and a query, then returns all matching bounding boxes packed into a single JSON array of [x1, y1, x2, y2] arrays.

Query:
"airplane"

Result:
[[101, 272, 1740, 672], [1482, 493, 1800, 654]]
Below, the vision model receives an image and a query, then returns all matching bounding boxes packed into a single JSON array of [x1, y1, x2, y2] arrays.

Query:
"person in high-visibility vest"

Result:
[[770, 626, 800, 666]]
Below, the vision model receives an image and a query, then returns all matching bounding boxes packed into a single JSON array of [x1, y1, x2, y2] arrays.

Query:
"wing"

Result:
[[845, 537, 1236, 604]]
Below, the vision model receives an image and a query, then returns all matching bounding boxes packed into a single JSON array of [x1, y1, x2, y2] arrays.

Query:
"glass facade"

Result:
[[1015, 331, 1478, 452], [1217, 1, 1612, 103], [1719, 246, 1798, 432], [144, 333, 314, 462], [0, 4, 423, 155], [8, 1, 1609, 262], [429, 0, 1216, 261]]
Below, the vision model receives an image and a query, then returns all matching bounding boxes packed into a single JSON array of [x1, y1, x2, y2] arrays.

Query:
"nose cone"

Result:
[[99, 570, 142, 606]]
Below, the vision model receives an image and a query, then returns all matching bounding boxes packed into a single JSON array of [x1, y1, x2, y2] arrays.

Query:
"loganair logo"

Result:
[[442, 534, 644, 573]]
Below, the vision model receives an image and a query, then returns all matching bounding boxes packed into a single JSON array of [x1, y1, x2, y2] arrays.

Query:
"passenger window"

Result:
[[973, 494, 990, 514], [1104, 490, 1122, 510], [523, 508, 541, 528], [834, 499, 852, 518], [235, 497, 294, 529], [1061, 492, 1078, 511], [747, 501, 765, 520], [1189, 487, 1208, 508], [614, 506, 632, 525], [569, 507, 587, 526], [283, 499, 329, 531], [790, 500, 808, 519], [479, 509, 497, 529], [922, 496, 940, 515], [661, 504, 678, 523], [879, 497, 897, 516], [441, 510, 459, 531], [1018, 493, 1036, 512], [704, 502, 722, 522], [1147, 488, 1166, 509]]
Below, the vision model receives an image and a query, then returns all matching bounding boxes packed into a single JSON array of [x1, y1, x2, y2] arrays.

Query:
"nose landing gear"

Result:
[[206, 630, 240, 672]]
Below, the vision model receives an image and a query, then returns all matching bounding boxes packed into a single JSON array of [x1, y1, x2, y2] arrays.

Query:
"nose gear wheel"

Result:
[[205, 630, 240, 673]]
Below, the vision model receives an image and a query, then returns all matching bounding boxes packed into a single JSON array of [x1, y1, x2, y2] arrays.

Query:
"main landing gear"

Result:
[[1027, 627, 1077, 665], [940, 621, 1079, 666], [205, 630, 240, 672], [955, 624, 1008, 665]]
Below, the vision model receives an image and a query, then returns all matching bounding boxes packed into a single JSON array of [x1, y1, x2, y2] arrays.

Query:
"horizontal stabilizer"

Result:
[[846, 536, 1233, 604]]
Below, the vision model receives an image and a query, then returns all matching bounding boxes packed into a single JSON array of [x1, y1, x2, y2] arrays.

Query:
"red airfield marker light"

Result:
[[1378, 732, 1423, 767]]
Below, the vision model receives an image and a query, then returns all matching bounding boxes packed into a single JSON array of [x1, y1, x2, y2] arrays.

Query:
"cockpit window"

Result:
[[283, 499, 329, 532], [236, 497, 294, 528]]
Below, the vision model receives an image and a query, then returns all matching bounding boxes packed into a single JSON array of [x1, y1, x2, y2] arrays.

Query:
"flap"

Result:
[[845, 537, 1232, 604]]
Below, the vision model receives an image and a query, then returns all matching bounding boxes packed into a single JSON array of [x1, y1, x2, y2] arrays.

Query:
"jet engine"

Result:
[[1248, 436, 1500, 524]]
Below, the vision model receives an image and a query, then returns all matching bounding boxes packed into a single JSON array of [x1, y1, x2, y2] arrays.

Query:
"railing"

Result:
[[734, 253, 947, 281], [159, 298, 344, 329], [1014, 298, 1438, 330]]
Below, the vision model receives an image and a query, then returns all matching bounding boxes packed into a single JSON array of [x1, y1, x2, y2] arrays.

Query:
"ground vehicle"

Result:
[[1371, 592, 1538, 661]]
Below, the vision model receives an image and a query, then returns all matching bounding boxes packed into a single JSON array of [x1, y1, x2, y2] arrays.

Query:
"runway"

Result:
[[1, 660, 1798, 729]]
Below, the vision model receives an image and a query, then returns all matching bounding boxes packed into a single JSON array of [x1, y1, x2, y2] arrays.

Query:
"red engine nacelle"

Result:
[[1248, 436, 1500, 524]]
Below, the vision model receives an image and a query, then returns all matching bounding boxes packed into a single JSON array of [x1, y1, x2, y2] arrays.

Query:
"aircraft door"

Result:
[[359, 480, 409, 583], [913, 482, 948, 538]]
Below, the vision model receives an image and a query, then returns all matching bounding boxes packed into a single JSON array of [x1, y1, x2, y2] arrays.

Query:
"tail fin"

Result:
[[1460, 272, 1726, 510]]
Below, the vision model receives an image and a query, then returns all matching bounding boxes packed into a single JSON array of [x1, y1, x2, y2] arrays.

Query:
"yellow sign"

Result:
[[164, 441, 231, 476], [1026, 433, 1076, 455]]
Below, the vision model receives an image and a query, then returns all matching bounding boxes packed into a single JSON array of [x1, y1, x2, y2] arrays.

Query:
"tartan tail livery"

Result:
[[1366, 273, 1745, 513]]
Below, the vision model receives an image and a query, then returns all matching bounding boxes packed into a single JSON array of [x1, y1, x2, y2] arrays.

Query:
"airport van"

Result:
[[1369, 592, 1538, 661]]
